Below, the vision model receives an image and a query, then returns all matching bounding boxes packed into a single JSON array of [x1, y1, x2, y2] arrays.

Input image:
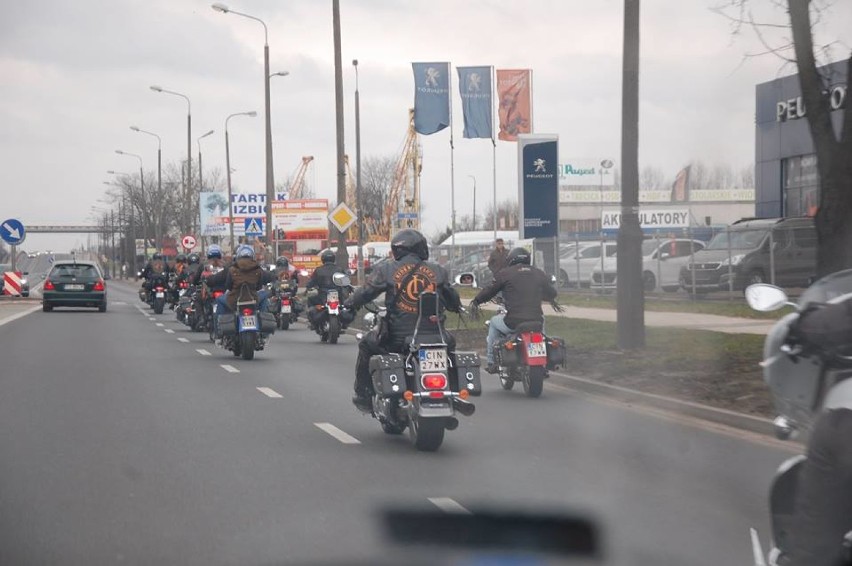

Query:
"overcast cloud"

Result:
[[1, 0, 850, 251]]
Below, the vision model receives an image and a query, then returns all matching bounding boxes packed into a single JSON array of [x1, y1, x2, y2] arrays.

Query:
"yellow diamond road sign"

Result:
[[329, 202, 357, 233]]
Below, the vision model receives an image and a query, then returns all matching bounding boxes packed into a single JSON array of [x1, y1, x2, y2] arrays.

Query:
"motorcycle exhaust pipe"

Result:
[[452, 398, 476, 417]]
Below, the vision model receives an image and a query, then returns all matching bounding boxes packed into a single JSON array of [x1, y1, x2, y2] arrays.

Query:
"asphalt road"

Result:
[[0, 282, 798, 565]]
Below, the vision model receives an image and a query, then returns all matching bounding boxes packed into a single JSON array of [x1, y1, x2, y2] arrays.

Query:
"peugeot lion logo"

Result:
[[425, 67, 440, 87], [533, 158, 546, 173], [467, 73, 481, 92]]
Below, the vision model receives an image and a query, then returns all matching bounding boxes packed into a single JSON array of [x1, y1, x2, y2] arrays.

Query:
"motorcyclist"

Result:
[[305, 250, 345, 328], [778, 299, 852, 566], [205, 245, 276, 334], [185, 253, 202, 282], [344, 229, 462, 411], [274, 256, 299, 291], [470, 247, 559, 374], [140, 252, 168, 296], [173, 253, 188, 280], [191, 245, 225, 287]]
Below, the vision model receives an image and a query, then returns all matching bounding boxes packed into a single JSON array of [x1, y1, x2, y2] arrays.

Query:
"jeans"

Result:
[[216, 290, 269, 333], [486, 313, 513, 365]]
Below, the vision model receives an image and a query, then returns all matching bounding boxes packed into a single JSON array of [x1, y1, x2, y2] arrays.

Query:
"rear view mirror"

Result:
[[660, 252, 671, 260], [745, 284, 790, 311], [332, 272, 351, 287], [455, 272, 476, 287]]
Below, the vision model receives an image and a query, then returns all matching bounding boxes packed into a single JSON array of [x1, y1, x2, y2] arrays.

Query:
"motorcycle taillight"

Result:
[[421, 374, 448, 390], [213, 291, 223, 298], [328, 301, 339, 310], [531, 332, 544, 343], [283, 299, 290, 305], [242, 308, 253, 316]]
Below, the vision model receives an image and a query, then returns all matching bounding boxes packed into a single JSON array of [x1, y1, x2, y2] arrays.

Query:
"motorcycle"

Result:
[[268, 279, 300, 330], [745, 273, 852, 565], [206, 288, 225, 342], [217, 283, 276, 360], [148, 273, 168, 314], [308, 272, 354, 344], [485, 300, 566, 398], [358, 291, 481, 452]]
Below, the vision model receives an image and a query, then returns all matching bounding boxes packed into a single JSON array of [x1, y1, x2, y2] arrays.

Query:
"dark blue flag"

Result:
[[457, 66, 492, 139], [412, 62, 450, 135]]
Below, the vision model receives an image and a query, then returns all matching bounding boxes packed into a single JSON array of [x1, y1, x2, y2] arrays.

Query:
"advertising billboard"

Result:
[[518, 134, 559, 239]]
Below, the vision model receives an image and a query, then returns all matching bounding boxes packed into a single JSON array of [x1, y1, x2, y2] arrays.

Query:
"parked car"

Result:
[[679, 217, 816, 294], [591, 238, 706, 293], [452, 249, 492, 288], [558, 241, 618, 288], [41, 260, 108, 312]]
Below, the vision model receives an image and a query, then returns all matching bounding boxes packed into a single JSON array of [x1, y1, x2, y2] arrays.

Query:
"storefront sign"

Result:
[[776, 84, 847, 122], [601, 208, 690, 230]]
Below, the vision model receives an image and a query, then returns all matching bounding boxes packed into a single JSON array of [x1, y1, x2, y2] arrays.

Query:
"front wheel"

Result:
[[279, 317, 290, 331], [240, 333, 255, 360], [328, 316, 340, 344], [153, 297, 165, 314], [409, 416, 445, 451], [522, 365, 545, 398]]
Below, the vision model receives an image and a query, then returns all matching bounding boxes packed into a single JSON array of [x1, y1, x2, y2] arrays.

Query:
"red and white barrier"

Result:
[[3, 271, 23, 296]]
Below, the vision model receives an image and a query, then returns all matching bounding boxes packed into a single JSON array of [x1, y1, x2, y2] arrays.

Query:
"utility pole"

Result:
[[617, 0, 645, 349], [332, 0, 349, 270], [353, 59, 365, 284]]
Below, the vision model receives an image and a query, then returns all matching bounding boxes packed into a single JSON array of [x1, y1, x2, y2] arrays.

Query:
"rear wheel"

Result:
[[642, 271, 657, 292], [522, 365, 545, 398], [240, 333, 256, 360], [409, 415, 445, 451], [279, 317, 290, 330], [98, 302, 107, 313], [328, 316, 340, 344], [153, 297, 165, 314], [42, 302, 52, 312]]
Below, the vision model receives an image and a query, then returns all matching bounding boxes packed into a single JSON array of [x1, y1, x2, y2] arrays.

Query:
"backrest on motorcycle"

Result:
[[418, 291, 440, 319], [235, 282, 256, 306]]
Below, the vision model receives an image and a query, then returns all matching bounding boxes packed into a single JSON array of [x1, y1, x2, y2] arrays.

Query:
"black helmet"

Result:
[[152, 252, 164, 261], [321, 250, 336, 265], [188, 253, 200, 265], [276, 256, 290, 268], [391, 229, 429, 261], [175, 253, 187, 263], [507, 247, 531, 266]]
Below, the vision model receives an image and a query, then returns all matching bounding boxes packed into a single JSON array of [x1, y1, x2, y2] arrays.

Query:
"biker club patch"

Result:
[[392, 263, 438, 314]]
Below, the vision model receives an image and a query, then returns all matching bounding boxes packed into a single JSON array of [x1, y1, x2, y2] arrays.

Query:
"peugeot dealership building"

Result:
[[755, 60, 847, 217]]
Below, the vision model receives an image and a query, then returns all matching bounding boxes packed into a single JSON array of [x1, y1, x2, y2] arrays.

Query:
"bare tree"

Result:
[[482, 198, 519, 231], [716, 0, 852, 275], [359, 154, 396, 239], [640, 165, 666, 190]]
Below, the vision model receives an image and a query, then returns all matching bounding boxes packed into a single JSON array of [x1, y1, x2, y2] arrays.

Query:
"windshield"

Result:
[[705, 229, 768, 250]]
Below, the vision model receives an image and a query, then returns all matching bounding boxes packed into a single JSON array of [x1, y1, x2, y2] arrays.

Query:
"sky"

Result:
[[1, 0, 850, 253]]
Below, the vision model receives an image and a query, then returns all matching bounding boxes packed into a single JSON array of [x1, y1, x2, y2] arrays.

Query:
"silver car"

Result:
[[590, 238, 705, 292]]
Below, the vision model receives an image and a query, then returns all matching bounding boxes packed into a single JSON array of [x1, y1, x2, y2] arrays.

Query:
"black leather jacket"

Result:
[[473, 263, 557, 329], [306, 263, 339, 290], [350, 253, 461, 342]]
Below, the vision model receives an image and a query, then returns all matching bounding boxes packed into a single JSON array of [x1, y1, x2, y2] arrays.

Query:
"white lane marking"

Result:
[[257, 387, 283, 398], [221, 364, 240, 373], [164, 329, 175, 334], [177, 337, 190, 343], [113, 301, 127, 305], [155, 323, 164, 327], [428, 497, 472, 515], [0, 305, 41, 327], [148, 317, 156, 321], [196, 349, 212, 356], [314, 422, 361, 445]]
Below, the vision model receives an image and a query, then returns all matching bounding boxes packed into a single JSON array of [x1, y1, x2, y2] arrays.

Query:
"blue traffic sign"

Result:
[[397, 212, 418, 220], [0, 218, 26, 245], [244, 217, 264, 237]]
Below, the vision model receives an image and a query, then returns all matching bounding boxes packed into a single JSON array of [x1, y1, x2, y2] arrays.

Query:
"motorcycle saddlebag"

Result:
[[546, 336, 567, 370], [496, 337, 521, 367], [259, 312, 277, 334], [219, 313, 237, 335], [369, 353, 406, 396], [454, 351, 482, 396]]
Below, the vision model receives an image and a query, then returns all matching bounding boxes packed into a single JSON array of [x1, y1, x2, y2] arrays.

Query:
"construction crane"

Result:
[[287, 156, 314, 200], [368, 108, 421, 241]]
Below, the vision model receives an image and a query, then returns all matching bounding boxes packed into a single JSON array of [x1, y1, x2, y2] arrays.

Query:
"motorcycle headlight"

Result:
[[720, 254, 745, 267]]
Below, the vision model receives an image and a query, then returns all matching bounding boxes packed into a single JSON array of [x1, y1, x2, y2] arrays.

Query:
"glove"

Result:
[[343, 297, 357, 310], [550, 300, 564, 313], [468, 300, 481, 320]]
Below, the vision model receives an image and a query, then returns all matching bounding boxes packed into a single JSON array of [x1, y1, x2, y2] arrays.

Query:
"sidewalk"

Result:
[[479, 303, 776, 335]]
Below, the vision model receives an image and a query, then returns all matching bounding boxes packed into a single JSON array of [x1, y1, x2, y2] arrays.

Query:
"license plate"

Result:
[[282, 304, 292, 313], [240, 315, 258, 331], [419, 348, 448, 372], [65, 284, 84, 291], [527, 342, 547, 358], [327, 290, 339, 302], [212, 304, 218, 314], [155, 292, 165, 298]]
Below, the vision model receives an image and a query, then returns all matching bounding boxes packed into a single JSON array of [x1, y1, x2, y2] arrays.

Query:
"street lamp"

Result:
[[212, 3, 276, 246], [106, 171, 135, 270], [197, 129, 215, 192], [270, 71, 289, 79], [225, 111, 258, 251], [115, 150, 150, 259], [353, 59, 364, 284], [129, 125, 162, 244], [468, 175, 477, 231], [150, 85, 192, 232]]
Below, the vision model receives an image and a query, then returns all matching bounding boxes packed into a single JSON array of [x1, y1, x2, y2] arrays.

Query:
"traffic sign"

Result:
[[0, 218, 26, 245], [397, 212, 418, 219], [181, 235, 197, 250], [329, 202, 357, 233], [244, 217, 264, 237]]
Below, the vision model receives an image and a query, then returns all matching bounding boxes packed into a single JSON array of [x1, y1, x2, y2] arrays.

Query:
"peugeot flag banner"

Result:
[[518, 135, 559, 239], [412, 62, 451, 135], [497, 69, 532, 141], [457, 66, 492, 139]]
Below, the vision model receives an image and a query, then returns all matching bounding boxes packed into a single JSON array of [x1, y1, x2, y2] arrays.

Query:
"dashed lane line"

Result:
[[177, 338, 190, 343], [164, 329, 175, 334], [257, 387, 283, 398], [155, 323, 164, 327], [221, 364, 240, 373], [428, 497, 472, 515], [314, 422, 361, 445], [196, 349, 212, 356]]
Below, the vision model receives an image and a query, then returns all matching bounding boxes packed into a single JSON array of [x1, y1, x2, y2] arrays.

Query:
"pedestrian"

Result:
[[488, 238, 509, 276]]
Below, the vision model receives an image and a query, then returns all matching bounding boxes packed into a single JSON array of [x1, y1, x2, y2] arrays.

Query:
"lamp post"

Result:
[[114, 151, 150, 258], [197, 129, 215, 192], [225, 111, 258, 251], [353, 59, 365, 284], [129, 125, 161, 249], [105, 173, 136, 272], [468, 175, 477, 231], [212, 3, 275, 247], [149, 85, 191, 233]]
